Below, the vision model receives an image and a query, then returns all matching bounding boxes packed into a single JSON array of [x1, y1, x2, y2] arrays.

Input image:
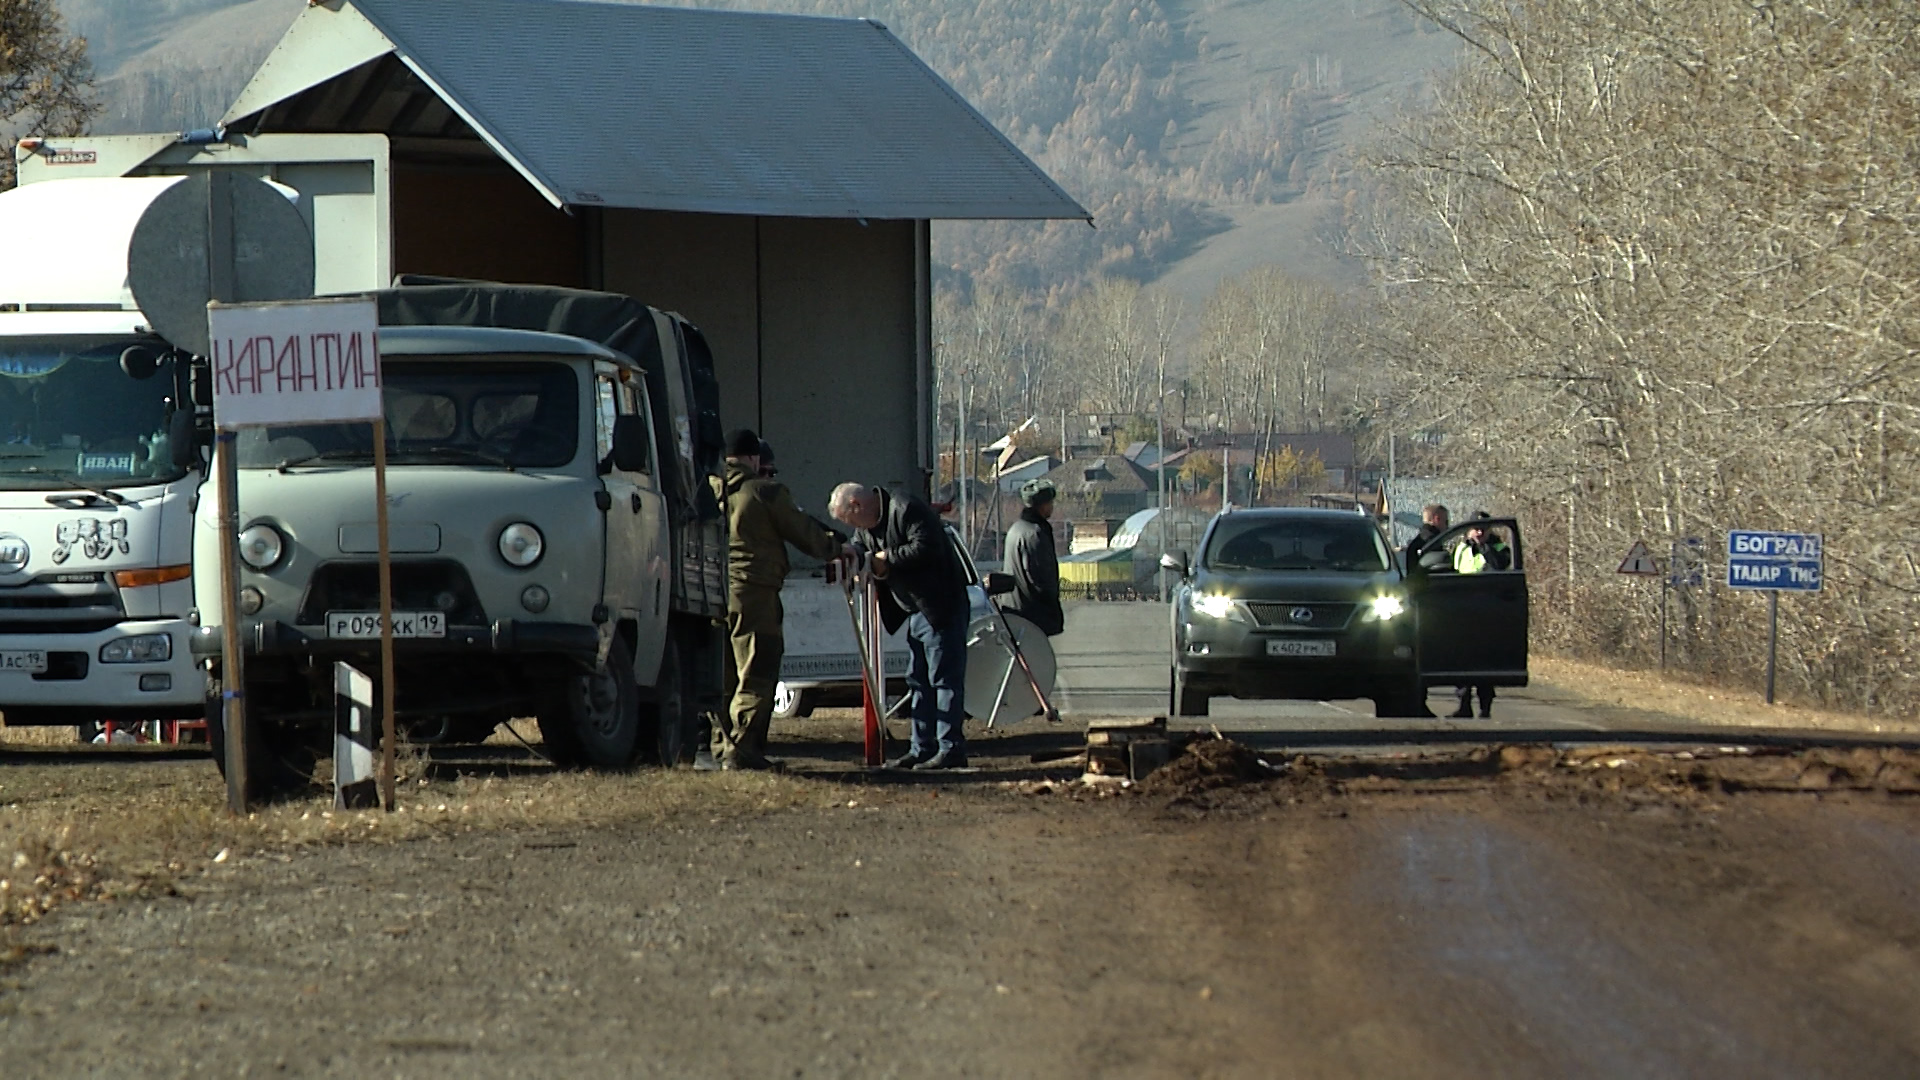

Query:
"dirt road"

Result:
[[2, 731, 1917, 1078]]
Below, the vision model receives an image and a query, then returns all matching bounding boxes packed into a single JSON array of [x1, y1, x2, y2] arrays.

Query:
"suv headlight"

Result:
[[499, 522, 544, 568], [1192, 593, 1242, 622], [101, 633, 171, 664], [1368, 594, 1406, 621], [237, 524, 285, 570]]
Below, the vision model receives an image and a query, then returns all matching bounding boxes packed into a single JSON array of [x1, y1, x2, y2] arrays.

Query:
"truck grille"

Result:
[[294, 560, 488, 626], [0, 579, 125, 634], [1245, 602, 1356, 631]]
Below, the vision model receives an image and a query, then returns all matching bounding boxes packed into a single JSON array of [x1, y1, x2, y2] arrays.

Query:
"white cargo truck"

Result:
[[0, 177, 213, 733]]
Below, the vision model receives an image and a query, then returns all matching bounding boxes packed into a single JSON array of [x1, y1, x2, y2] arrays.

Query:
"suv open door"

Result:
[[1407, 518, 1529, 688]]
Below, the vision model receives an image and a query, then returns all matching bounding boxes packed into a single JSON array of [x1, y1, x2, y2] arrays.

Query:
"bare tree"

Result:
[[1359, 0, 1920, 713], [0, 0, 99, 187]]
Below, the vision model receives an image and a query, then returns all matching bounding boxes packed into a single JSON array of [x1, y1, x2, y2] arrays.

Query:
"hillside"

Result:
[[53, 0, 1456, 299]]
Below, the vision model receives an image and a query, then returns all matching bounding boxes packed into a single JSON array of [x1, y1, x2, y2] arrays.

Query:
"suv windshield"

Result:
[[0, 335, 188, 491], [1204, 515, 1390, 572], [238, 360, 579, 470]]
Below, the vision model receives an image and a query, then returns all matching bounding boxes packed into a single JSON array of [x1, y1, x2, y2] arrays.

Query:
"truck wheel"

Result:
[[205, 679, 318, 802], [1171, 666, 1209, 717], [637, 632, 690, 767], [772, 681, 815, 720], [538, 636, 640, 769]]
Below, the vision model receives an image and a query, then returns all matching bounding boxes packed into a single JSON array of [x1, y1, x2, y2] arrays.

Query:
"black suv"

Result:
[[1164, 508, 1528, 717]]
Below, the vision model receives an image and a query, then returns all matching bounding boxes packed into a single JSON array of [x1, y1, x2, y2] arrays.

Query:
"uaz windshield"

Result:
[[0, 336, 187, 491], [237, 359, 579, 470], [1204, 515, 1390, 572]]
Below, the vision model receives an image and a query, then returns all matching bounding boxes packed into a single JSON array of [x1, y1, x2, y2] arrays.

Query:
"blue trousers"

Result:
[[904, 608, 969, 757]]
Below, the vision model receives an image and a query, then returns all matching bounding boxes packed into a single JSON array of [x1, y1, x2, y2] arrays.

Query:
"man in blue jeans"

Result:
[[829, 482, 971, 770]]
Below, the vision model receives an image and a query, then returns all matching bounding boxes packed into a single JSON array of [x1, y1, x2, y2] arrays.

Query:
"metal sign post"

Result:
[[1726, 530, 1823, 706]]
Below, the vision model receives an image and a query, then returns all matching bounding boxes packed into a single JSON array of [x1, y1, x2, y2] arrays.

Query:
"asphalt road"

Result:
[[1067, 599, 1620, 734]]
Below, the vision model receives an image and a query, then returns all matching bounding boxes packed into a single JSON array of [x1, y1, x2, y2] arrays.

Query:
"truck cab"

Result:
[[0, 178, 209, 731], [192, 284, 725, 796]]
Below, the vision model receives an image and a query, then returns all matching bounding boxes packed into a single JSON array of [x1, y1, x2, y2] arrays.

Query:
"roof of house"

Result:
[[1042, 454, 1156, 497], [221, 0, 1088, 222]]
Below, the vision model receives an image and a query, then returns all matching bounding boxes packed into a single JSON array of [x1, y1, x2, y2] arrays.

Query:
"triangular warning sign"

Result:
[[1617, 540, 1660, 576]]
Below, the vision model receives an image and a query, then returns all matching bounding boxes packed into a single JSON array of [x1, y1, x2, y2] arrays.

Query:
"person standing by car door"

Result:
[[1002, 479, 1064, 637], [829, 481, 972, 770], [712, 428, 850, 770], [1405, 503, 1451, 571], [1449, 512, 1513, 718]]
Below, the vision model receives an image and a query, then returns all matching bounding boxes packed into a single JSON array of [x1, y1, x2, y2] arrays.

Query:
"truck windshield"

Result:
[[0, 336, 187, 491], [1205, 516, 1391, 572], [237, 360, 579, 470]]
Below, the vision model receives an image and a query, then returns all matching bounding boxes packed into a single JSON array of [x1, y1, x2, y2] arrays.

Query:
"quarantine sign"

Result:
[[206, 297, 380, 430]]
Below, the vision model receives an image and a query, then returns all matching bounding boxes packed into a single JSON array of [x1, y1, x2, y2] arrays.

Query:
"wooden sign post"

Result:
[[205, 297, 387, 809]]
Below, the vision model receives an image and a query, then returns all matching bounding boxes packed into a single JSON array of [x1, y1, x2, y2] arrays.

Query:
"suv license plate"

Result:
[[327, 611, 447, 640], [0, 649, 48, 673], [1267, 639, 1335, 658]]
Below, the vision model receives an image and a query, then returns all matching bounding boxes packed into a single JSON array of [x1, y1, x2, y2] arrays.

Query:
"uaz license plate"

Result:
[[0, 649, 48, 673], [1267, 639, 1335, 657], [327, 611, 446, 640]]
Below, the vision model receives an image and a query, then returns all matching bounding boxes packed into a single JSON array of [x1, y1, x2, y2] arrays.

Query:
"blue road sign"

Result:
[[1727, 530, 1822, 591]]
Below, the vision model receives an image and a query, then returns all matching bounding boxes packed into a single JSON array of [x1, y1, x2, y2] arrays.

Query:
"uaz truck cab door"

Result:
[[1408, 518, 1529, 688], [596, 367, 669, 682]]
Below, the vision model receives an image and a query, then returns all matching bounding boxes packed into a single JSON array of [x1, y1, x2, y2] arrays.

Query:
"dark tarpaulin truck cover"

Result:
[[374, 277, 724, 520]]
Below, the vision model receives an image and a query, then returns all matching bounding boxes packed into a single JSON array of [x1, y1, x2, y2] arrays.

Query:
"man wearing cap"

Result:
[[1003, 478, 1064, 637], [711, 428, 849, 770], [1449, 511, 1513, 718]]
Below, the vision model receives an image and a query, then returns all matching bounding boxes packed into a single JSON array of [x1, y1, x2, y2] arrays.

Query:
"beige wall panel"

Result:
[[758, 217, 918, 513], [600, 210, 760, 448]]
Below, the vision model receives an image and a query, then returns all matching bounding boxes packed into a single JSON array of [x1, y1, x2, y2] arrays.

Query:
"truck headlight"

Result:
[[499, 522, 544, 568], [1368, 594, 1406, 621], [237, 524, 285, 570], [1192, 593, 1241, 621], [101, 633, 171, 664]]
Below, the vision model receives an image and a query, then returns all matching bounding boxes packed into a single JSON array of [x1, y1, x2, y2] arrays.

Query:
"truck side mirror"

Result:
[[1159, 549, 1189, 577], [983, 571, 1016, 596], [190, 359, 213, 407], [611, 415, 650, 474], [167, 408, 197, 471]]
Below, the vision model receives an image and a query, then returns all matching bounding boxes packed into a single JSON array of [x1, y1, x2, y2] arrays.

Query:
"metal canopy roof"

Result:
[[223, 0, 1088, 222]]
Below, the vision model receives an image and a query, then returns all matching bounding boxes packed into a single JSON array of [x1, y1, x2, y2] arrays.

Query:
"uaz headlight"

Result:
[[1192, 593, 1240, 621], [237, 524, 285, 570], [498, 522, 544, 567], [1369, 594, 1406, 621]]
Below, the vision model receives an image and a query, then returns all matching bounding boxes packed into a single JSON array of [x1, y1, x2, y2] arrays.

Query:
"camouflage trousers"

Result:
[[715, 584, 784, 760]]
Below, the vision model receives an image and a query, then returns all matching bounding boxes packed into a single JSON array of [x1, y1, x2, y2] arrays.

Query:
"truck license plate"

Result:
[[0, 649, 48, 673], [327, 611, 446, 640], [1267, 639, 1335, 657]]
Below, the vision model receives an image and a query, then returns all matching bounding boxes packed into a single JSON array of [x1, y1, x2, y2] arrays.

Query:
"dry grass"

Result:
[[1534, 655, 1920, 736], [0, 722, 846, 934]]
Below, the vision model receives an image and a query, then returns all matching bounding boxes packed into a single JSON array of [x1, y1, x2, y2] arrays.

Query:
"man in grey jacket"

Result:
[[1002, 478, 1064, 636]]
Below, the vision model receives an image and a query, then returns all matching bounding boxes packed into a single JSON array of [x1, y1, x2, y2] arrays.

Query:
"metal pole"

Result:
[[959, 374, 969, 555], [373, 417, 398, 810], [1765, 590, 1778, 705], [1156, 367, 1167, 603]]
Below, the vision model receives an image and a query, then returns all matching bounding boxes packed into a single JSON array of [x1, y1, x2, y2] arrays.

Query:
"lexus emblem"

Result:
[[1288, 606, 1315, 624], [0, 533, 28, 575]]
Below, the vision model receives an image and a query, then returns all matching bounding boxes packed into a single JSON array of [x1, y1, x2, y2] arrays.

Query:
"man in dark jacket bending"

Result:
[[1002, 478, 1064, 636], [829, 482, 972, 770]]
